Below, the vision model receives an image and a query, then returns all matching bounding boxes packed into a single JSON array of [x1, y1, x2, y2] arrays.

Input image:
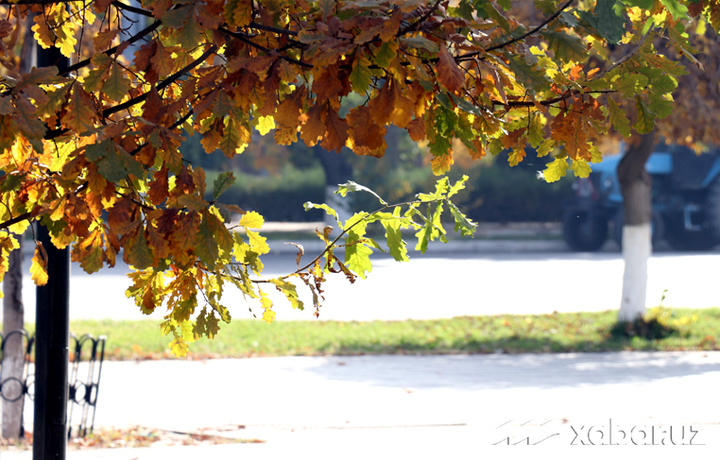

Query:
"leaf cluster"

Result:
[[0, 0, 716, 354]]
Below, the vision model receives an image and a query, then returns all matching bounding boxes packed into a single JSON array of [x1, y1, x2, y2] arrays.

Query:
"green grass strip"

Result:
[[30, 307, 717, 360]]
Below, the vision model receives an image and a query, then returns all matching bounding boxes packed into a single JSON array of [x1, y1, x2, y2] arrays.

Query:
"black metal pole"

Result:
[[34, 45, 70, 460]]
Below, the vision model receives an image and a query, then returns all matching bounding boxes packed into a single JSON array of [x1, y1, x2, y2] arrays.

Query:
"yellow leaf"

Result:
[[255, 115, 275, 136], [170, 338, 189, 357], [239, 211, 264, 229], [542, 157, 569, 183], [571, 158, 593, 178], [260, 292, 275, 324], [247, 230, 270, 254], [30, 243, 49, 286]]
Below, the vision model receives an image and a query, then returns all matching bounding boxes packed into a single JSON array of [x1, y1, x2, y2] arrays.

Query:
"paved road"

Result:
[[5, 352, 720, 459], [6, 244, 720, 323]]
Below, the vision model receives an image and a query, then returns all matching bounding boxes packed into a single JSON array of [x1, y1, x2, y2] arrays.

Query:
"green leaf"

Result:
[[127, 230, 154, 270], [578, 0, 626, 45], [349, 55, 373, 94], [101, 62, 131, 102], [194, 218, 219, 268], [648, 95, 674, 119], [507, 55, 549, 89], [381, 217, 408, 262], [621, 0, 654, 9], [616, 73, 648, 98], [344, 219, 373, 279], [659, 0, 689, 20], [304, 201, 339, 222], [373, 42, 397, 68], [85, 139, 145, 182], [607, 96, 631, 137], [633, 97, 656, 134], [447, 201, 476, 237], [213, 171, 236, 201], [542, 31, 586, 63], [337, 181, 387, 205], [399, 36, 439, 54]]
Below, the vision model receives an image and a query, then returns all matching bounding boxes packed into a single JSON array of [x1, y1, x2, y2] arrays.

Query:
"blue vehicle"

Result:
[[562, 145, 720, 251]]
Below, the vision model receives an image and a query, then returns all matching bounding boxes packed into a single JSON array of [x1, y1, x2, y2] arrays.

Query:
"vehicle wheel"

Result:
[[664, 219, 717, 251], [612, 209, 663, 249], [562, 211, 608, 252]]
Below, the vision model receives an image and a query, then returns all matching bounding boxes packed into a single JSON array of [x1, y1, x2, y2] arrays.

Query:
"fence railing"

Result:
[[0, 330, 106, 439]]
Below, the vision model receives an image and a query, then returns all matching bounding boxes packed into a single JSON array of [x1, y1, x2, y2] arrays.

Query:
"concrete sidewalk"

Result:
[[4, 351, 720, 459]]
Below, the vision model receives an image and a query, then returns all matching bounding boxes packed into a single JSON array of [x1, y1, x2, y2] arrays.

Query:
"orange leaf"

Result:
[[436, 44, 464, 93]]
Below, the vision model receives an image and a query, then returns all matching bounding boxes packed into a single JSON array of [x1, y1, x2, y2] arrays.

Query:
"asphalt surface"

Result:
[[3, 224, 720, 458], [5, 352, 720, 459]]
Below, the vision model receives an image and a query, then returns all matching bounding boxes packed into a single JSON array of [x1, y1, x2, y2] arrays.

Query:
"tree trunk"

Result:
[[617, 132, 656, 322], [2, 18, 34, 440], [2, 241, 25, 440], [313, 145, 354, 225]]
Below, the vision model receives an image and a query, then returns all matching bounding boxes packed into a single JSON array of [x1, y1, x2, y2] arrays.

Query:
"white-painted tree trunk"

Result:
[[618, 223, 651, 322], [2, 243, 25, 439]]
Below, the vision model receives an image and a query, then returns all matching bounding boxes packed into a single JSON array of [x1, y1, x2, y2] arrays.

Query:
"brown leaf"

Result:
[[300, 104, 325, 147], [0, 20, 13, 40], [312, 65, 345, 102], [322, 108, 349, 152], [148, 168, 169, 205], [406, 117, 426, 142], [436, 44, 464, 93]]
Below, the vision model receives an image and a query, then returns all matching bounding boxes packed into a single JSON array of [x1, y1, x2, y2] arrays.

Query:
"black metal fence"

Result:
[[0, 330, 106, 438]]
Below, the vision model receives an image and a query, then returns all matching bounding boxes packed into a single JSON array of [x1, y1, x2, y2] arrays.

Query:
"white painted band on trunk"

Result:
[[618, 224, 651, 322]]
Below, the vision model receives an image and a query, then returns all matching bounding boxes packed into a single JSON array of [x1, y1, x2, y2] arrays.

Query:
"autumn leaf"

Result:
[[271, 278, 303, 310], [239, 211, 264, 229], [436, 44, 464, 93], [30, 243, 49, 286], [431, 153, 454, 175], [259, 292, 275, 324], [542, 157, 569, 183], [62, 84, 97, 133], [101, 62, 131, 102]]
